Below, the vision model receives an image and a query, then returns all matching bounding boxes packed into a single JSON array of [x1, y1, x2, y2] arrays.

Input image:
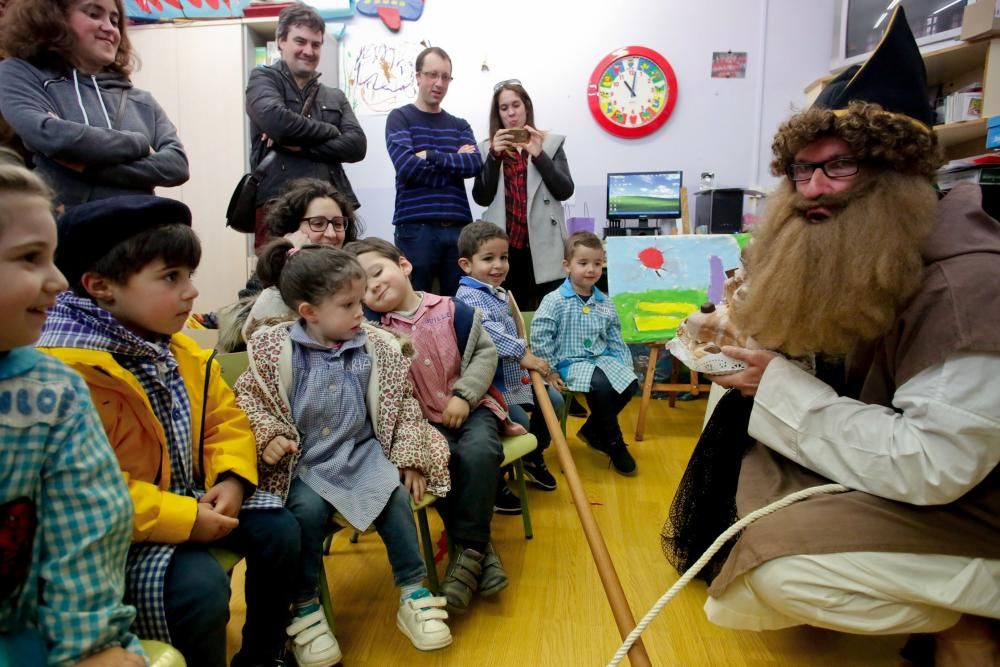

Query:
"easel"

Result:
[[634, 186, 711, 441]]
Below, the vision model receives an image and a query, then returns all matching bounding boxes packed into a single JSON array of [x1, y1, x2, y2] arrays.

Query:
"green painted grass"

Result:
[[612, 288, 708, 343]]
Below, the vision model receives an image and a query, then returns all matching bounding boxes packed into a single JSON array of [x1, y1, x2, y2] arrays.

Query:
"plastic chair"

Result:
[[140, 639, 186, 666]]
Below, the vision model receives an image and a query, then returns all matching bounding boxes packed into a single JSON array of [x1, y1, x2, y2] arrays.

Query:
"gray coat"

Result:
[[245, 61, 366, 208], [472, 133, 574, 283], [0, 58, 189, 209]]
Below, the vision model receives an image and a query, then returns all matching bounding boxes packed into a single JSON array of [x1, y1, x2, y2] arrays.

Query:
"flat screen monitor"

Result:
[[607, 171, 683, 220]]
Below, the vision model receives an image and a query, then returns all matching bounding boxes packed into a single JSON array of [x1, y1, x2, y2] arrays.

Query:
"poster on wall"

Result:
[[606, 235, 747, 344], [340, 38, 424, 115], [711, 51, 748, 78]]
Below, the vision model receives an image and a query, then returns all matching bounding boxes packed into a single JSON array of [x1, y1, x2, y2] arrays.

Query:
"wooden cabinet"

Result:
[[804, 37, 1000, 161]]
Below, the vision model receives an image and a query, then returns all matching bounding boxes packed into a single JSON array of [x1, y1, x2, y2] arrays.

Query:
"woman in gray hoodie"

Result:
[[0, 0, 189, 209]]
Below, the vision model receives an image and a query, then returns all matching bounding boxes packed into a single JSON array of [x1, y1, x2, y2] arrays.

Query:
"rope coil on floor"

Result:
[[607, 483, 850, 667]]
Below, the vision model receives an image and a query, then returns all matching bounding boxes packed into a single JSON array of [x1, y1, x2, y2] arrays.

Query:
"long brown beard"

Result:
[[733, 171, 937, 357]]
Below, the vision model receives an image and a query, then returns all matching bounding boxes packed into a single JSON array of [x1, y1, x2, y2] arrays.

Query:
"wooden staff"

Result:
[[509, 294, 651, 667]]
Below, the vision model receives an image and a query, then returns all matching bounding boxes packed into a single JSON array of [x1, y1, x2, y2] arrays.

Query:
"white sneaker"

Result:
[[286, 609, 342, 667], [396, 588, 453, 651]]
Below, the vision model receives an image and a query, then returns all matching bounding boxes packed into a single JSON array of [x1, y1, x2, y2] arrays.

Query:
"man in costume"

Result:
[[679, 8, 999, 665]]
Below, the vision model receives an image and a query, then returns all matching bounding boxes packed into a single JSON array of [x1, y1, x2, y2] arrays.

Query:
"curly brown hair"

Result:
[[264, 178, 363, 242], [0, 0, 134, 77], [770, 101, 942, 180]]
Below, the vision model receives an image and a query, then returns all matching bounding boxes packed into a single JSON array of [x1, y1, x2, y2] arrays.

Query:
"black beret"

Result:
[[55, 195, 192, 285]]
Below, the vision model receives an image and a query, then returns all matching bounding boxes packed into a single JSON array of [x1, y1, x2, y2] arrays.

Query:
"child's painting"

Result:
[[607, 234, 748, 344], [340, 38, 423, 114]]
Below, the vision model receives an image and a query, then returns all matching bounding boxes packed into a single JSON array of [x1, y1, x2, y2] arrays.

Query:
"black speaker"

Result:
[[695, 188, 743, 234]]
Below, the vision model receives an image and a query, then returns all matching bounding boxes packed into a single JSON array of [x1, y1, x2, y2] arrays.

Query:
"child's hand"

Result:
[[76, 647, 146, 667], [189, 503, 239, 543], [520, 351, 549, 374], [549, 375, 567, 392], [262, 435, 298, 466], [401, 467, 427, 503], [201, 477, 244, 518], [442, 396, 470, 429]]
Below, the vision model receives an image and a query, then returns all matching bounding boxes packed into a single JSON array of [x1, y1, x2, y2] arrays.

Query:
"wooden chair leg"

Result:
[[513, 459, 533, 540], [318, 548, 336, 635], [416, 507, 439, 594], [669, 354, 679, 408], [635, 343, 660, 441]]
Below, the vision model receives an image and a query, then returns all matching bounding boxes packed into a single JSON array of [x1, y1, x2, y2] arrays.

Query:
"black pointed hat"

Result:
[[814, 6, 934, 127], [769, 5, 942, 181]]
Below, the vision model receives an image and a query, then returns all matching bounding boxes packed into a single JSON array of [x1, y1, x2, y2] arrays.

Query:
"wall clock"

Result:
[[587, 46, 678, 138]]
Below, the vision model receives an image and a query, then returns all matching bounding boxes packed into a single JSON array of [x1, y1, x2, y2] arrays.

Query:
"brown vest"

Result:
[[709, 183, 1000, 596]]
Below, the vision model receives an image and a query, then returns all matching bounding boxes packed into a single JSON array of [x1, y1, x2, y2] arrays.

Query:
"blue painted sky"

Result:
[[607, 235, 742, 295]]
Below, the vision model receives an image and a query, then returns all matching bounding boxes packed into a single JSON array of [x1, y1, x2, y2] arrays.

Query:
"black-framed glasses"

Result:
[[302, 216, 348, 233], [786, 157, 860, 182], [493, 78, 521, 92], [418, 70, 453, 83]]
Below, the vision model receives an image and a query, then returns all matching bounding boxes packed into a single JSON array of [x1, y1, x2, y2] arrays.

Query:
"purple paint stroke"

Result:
[[708, 255, 725, 304]]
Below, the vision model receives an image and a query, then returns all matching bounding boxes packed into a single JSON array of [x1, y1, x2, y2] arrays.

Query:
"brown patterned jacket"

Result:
[[234, 321, 451, 501]]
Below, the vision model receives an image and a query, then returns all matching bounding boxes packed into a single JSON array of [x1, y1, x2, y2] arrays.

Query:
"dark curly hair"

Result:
[[264, 178, 363, 243], [770, 101, 943, 180], [0, 0, 134, 77]]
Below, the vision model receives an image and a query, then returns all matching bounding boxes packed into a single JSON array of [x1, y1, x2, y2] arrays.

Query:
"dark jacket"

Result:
[[245, 61, 366, 208], [0, 58, 189, 209]]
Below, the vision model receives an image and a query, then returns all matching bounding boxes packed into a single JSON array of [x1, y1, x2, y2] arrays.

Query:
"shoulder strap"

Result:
[[197, 349, 218, 486], [452, 299, 474, 357]]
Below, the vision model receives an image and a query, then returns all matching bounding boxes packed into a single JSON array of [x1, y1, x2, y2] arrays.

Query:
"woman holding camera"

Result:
[[0, 0, 188, 209], [472, 80, 574, 311]]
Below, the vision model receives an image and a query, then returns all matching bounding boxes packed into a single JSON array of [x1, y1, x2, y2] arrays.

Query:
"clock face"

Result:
[[587, 46, 678, 138]]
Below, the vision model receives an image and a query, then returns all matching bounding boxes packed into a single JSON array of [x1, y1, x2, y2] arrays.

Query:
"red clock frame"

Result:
[[587, 46, 678, 138]]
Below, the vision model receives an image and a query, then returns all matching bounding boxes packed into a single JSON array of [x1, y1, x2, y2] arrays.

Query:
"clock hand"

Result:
[[622, 77, 635, 96], [631, 71, 638, 97]]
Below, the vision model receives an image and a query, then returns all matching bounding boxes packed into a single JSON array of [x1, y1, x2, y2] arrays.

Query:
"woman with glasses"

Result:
[[218, 178, 365, 350], [472, 80, 574, 311]]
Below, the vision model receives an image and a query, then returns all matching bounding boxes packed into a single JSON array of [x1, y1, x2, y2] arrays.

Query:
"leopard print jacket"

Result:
[[233, 321, 451, 501]]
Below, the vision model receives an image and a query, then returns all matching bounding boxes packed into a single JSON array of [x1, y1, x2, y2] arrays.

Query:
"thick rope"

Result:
[[607, 483, 850, 667]]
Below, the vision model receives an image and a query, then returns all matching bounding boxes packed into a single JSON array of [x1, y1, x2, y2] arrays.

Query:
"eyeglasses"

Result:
[[302, 216, 348, 233], [786, 157, 860, 182], [418, 71, 453, 83], [493, 78, 521, 92]]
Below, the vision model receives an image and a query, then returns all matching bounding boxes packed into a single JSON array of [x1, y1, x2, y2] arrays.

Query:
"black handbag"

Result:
[[225, 147, 274, 233], [226, 85, 321, 234]]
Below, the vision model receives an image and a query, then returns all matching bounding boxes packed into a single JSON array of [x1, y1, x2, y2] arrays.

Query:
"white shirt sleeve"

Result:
[[748, 352, 1000, 505]]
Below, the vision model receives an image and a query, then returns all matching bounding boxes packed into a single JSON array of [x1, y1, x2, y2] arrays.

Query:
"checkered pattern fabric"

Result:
[[289, 324, 400, 531], [455, 277, 533, 406], [500, 149, 529, 249], [531, 279, 636, 393], [0, 347, 143, 664]]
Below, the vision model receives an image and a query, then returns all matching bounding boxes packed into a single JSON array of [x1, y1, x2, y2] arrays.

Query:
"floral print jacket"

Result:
[[234, 321, 451, 501]]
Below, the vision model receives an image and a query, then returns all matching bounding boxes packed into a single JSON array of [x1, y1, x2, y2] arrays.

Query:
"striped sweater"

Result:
[[385, 103, 481, 225]]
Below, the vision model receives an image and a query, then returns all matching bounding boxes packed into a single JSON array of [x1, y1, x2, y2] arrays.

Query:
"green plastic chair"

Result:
[[214, 351, 337, 632], [140, 639, 186, 666]]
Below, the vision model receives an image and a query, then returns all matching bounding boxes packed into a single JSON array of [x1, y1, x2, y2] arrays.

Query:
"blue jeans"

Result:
[[508, 384, 564, 453], [584, 367, 639, 444], [164, 507, 300, 667], [432, 406, 504, 548], [394, 222, 466, 296], [285, 478, 426, 602]]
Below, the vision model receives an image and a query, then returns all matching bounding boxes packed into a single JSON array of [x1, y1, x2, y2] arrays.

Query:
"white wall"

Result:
[[340, 0, 837, 241]]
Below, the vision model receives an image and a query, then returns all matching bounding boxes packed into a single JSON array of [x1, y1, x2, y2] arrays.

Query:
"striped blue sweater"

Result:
[[385, 103, 481, 225]]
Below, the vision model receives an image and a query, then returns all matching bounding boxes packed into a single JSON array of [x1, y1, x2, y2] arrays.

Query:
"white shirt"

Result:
[[749, 352, 1000, 505]]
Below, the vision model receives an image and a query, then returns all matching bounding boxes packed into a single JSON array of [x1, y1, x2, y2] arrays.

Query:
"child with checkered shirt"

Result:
[[0, 165, 144, 667], [234, 241, 454, 665], [453, 222, 565, 514], [37, 196, 300, 667], [531, 232, 639, 476]]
